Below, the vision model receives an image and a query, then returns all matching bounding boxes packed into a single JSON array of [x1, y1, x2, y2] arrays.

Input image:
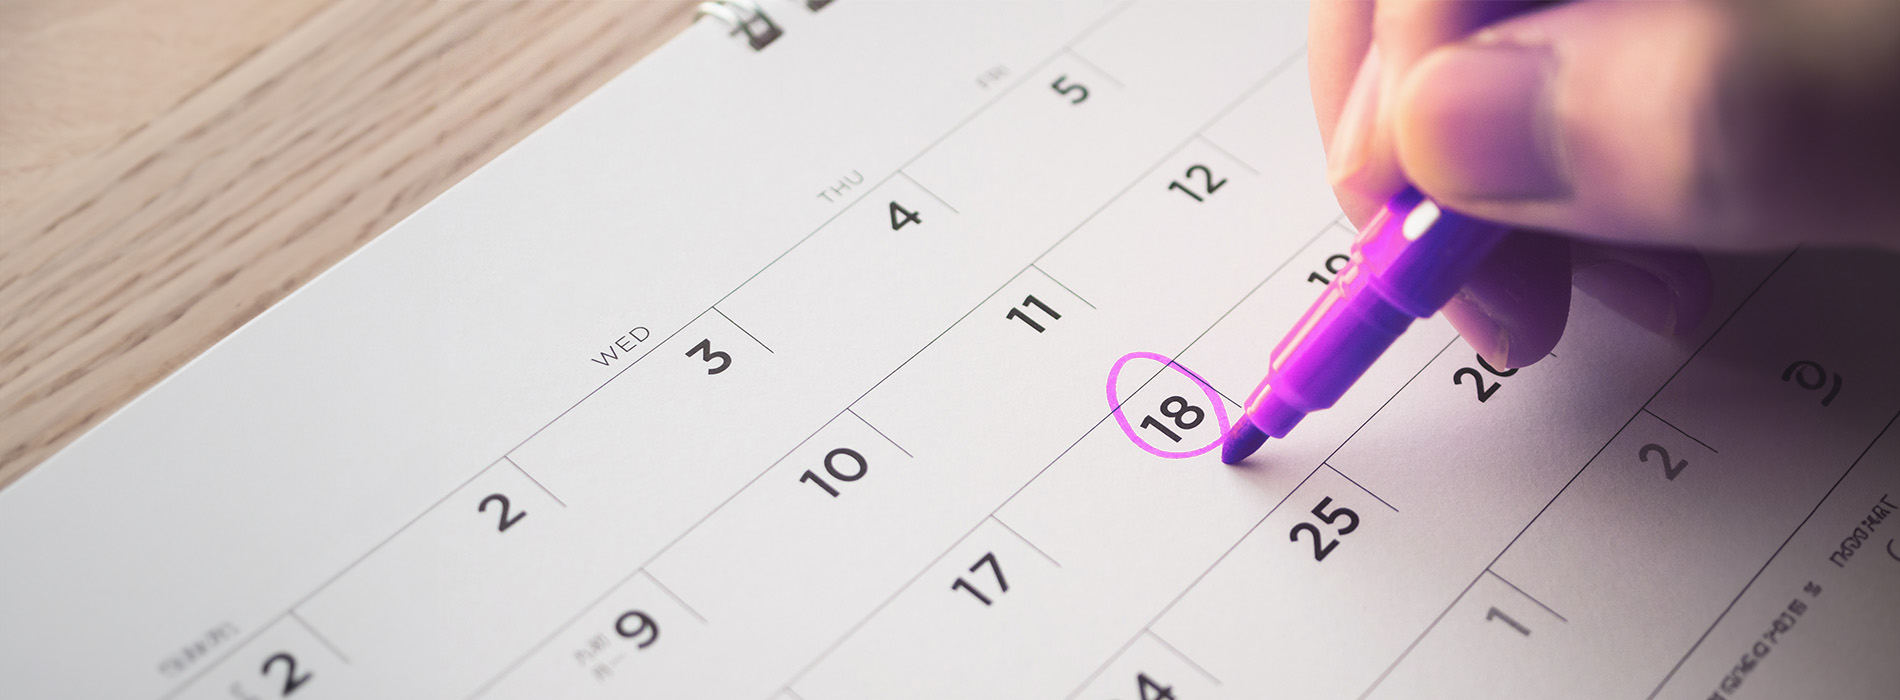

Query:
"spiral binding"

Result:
[[695, 0, 783, 50], [696, 0, 835, 50]]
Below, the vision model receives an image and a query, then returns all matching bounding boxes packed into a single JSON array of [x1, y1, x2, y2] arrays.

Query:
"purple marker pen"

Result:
[[1221, 186, 1510, 464]]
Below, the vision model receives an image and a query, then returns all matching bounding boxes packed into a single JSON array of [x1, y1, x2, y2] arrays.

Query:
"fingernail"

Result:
[[1326, 46, 1382, 187], [1397, 43, 1569, 201], [1441, 294, 1512, 368], [1573, 260, 1704, 337]]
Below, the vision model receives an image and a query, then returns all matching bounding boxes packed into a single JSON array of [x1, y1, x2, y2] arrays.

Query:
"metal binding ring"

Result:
[[695, 0, 782, 51]]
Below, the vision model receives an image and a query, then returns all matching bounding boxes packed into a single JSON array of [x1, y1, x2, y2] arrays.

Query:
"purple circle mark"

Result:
[[1107, 352, 1232, 459]]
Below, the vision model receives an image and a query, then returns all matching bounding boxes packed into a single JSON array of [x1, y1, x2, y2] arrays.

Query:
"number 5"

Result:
[[1310, 496, 1358, 535], [1050, 75, 1088, 104]]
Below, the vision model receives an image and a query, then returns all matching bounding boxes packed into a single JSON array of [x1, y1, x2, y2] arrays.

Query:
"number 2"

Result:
[[1639, 443, 1690, 480], [1289, 495, 1360, 562], [260, 652, 311, 696], [478, 493, 527, 532], [1289, 523, 1338, 561], [1168, 164, 1226, 202], [1453, 354, 1516, 402]]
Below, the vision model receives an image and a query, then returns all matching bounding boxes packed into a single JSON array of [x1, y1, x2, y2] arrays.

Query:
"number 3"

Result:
[[686, 339, 731, 375]]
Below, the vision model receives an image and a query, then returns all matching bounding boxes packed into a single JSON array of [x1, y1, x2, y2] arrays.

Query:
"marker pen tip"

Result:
[[1220, 420, 1268, 464]]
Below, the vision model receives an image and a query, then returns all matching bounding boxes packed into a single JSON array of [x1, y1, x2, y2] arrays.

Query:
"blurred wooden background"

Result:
[[0, 0, 697, 489]]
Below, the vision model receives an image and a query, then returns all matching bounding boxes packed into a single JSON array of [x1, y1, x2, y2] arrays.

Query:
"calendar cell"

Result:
[[996, 364, 1279, 588], [632, 412, 928, 696], [1476, 410, 1795, 699], [1035, 138, 1332, 358], [481, 571, 709, 700], [1073, 631, 1222, 700], [1172, 222, 1457, 474], [901, 52, 1173, 264], [850, 269, 1111, 490], [173, 615, 349, 700], [1366, 571, 1574, 700], [505, 311, 810, 592], [1149, 465, 1423, 700], [1653, 425, 1900, 700], [1199, 56, 1333, 214], [791, 517, 1065, 700], [1649, 250, 1900, 485], [292, 459, 577, 699], [1070, 0, 1305, 123], [719, 176, 1002, 385]]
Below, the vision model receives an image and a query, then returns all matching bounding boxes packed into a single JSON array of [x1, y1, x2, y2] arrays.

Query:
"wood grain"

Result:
[[0, 0, 699, 490]]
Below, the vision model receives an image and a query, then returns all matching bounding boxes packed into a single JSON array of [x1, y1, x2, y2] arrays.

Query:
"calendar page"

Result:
[[3, 2, 1898, 699]]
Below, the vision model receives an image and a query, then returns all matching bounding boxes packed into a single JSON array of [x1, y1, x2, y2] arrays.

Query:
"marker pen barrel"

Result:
[[1221, 187, 1511, 463]]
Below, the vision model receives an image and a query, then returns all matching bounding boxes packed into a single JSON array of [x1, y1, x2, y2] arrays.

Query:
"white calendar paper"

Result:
[[4, 2, 1898, 699]]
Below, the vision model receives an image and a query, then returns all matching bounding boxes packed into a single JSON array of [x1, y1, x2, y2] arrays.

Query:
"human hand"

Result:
[[1311, 0, 1900, 368]]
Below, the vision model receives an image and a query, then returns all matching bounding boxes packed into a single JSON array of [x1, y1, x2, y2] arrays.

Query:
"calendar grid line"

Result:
[[1062, 47, 1125, 88], [1645, 405, 1900, 700], [152, 454, 516, 699], [501, 307, 709, 460], [1163, 222, 1341, 409], [1029, 263, 1096, 309], [1064, 630, 1147, 700], [704, 0, 1138, 314], [777, 347, 1203, 694], [160, 14, 1367, 700], [713, 306, 776, 354], [503, 455, 567, 508], [846, 408, 913, 458], [992, 514, 1062, 567], [896, 169, 959, 215], [1483, 569, 1568, 623], [1064, 336, 1460, 700], [464, 406, 860, 700], [231, 11, 1156, 698], [1147, 629, 1223, 685], [1356, 250, 1799, 700], [641, 570, 708, 624], [1324, 463, 1398, 513], [777, 393, 1136, 695], [1019, 45, 1303, 280], [1642, 407, 1718, 454], [777, 511, 997, 697], [289, 610, 352, 665], [1195, 134, 1259, 175]]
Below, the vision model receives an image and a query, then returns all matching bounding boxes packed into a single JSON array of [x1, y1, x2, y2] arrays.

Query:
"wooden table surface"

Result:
[[0, 0, 698, 490]]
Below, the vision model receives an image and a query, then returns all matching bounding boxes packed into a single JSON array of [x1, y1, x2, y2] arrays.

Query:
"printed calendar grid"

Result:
[[152, 4, 1163, 697], [1639, 409, 1900, 699], [136, 1, 1900, 697], [481, 29, 1319, 698], [1352, 251, 1802, 699]]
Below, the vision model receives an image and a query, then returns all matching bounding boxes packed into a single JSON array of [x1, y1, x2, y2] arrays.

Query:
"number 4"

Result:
[[1137, 673, 1175, 700], [890, 201, 921, 230]]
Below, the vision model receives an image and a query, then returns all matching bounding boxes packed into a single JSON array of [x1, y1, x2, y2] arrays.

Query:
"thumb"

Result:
[[1389, 1, 1898, 250]]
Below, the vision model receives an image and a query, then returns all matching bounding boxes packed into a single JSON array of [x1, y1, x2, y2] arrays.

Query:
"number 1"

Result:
[[1005, 295, 1061, 333], [1486, 607, 1531, 635]]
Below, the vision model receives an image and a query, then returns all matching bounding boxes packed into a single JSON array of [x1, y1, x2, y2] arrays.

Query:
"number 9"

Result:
[[615, 610, 660, 649]]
